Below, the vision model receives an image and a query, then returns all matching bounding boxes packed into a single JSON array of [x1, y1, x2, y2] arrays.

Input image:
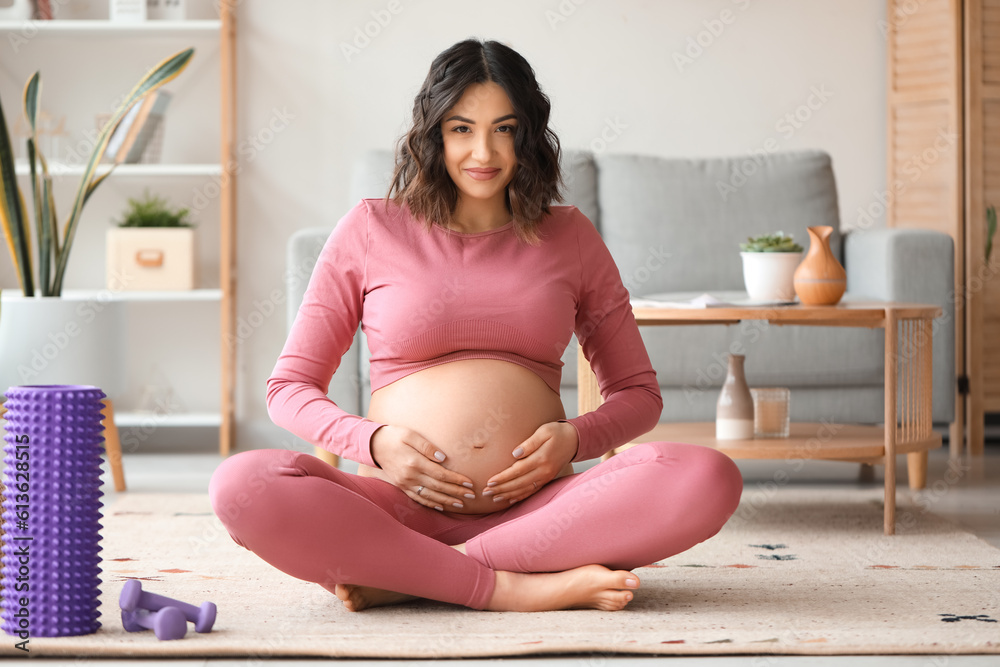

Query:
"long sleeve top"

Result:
[[266, 198, 663, 467]]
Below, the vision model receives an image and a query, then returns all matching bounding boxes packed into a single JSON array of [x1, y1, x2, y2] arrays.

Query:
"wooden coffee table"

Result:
[[577, 297, 943, 535]]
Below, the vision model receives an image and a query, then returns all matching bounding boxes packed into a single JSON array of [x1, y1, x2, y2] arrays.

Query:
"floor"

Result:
[[3, 440, 999, 665]]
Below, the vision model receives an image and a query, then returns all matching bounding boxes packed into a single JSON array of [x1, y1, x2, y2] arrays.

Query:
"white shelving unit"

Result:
[[115, 411, 223, 428], [13, 161, 224, 177], [0, 19, 221, 34], [58, 288, 224, 301], [0, 8, 238, 456]]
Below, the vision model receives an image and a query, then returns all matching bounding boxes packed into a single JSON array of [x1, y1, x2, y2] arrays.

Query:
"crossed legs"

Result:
[[208, 441, 743, 611]]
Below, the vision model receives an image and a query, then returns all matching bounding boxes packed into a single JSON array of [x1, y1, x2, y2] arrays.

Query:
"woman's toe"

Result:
[[617, 570, 639, 589]]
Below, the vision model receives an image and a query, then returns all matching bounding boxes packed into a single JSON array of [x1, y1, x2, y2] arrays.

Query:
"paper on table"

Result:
[[629, 293, 728, 309], [629, 291, 800, 308]]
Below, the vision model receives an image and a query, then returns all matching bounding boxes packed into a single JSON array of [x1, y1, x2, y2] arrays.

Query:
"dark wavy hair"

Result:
[[384, 39, 563, 246]]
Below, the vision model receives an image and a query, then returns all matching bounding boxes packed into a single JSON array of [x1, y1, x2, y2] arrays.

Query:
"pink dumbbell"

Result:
[[119, 579, 217, 633], [121, 607, 188, 640]]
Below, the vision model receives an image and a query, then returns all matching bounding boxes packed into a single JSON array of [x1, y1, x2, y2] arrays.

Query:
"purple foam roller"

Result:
[[2, 385, 107, 638]]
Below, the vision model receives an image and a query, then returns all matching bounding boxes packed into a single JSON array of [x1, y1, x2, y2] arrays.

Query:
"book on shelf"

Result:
[[106, 89, 172, 164], [629, 291, 799, 309]]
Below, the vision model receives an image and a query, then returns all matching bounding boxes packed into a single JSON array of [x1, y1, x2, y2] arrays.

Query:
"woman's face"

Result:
[[440, 81, 518, 210]]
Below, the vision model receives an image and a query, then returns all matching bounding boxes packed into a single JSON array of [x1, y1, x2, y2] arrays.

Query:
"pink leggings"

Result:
[[208, 441, 743, 610]]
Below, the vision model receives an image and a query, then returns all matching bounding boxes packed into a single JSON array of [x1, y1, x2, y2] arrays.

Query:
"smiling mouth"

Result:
[[465, 168, 501, 181]]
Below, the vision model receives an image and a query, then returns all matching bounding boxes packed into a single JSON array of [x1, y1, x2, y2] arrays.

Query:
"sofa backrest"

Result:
[[594, 150, 841, 294]]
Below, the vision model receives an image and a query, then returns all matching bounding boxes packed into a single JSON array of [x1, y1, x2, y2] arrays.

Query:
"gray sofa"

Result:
[[285, 148, 955, 461]]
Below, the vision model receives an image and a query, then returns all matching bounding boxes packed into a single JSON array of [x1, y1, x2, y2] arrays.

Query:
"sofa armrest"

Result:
[[843, 227, 955, 423], [286, 228, 327, 328], [284, 227, 363, 418]]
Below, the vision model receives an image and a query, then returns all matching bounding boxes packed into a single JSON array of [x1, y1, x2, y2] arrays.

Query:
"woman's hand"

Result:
[[483, 421, 579, 505], [370, 425, 476, 511]]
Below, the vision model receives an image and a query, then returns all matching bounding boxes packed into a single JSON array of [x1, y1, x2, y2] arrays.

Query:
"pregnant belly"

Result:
[[361, 359, 572, 514]]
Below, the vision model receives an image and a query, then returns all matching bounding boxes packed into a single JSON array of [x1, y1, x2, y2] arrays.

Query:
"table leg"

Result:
[[577, 341, 608, 456], [100, 399, 127, 493], [907, 451, 928, 489], [313, 447, 340, 468], [884, 308, 898, 535]]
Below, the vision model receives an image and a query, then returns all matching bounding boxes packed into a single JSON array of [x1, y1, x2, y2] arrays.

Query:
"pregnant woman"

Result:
[[209, 38, 743, 613]]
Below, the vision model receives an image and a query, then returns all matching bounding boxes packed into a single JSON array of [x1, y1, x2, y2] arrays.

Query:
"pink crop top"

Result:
[[265, 198, 663, 467]]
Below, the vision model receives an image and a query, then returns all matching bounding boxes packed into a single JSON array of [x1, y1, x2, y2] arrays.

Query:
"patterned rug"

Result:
[[2, 486, 998, 658]]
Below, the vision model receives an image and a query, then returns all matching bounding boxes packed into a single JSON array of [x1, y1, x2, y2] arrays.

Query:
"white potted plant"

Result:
[[739, 232, 804, 302], [106, 190, 195, 291], [0, 49, 194, 397]]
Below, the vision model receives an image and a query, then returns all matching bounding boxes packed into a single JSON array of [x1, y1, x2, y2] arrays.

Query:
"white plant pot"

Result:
[[106, 227, 195, 291], [0, 0, 33, 21], [0, 291, 127, 401], [740, 252, 803, 302]]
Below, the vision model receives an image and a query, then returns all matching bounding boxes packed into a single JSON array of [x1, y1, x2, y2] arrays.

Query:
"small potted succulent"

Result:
[[106, 190, 196, 291], [739, 232, 804, 301]]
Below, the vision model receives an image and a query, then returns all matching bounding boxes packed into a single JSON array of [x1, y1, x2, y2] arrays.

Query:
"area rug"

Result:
[[2, 486, 998, 658]]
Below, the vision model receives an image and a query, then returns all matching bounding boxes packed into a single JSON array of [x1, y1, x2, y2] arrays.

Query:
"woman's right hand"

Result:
[[370, 425, 476, 511]]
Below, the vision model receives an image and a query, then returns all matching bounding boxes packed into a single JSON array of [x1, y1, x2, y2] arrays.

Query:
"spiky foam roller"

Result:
[[2, 385, 107, 637]]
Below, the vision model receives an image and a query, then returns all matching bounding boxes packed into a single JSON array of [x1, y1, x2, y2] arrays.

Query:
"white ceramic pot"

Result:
[[740, 251, 803, 302], [0, 291, 126, 401], [0, 0, 33, 21]]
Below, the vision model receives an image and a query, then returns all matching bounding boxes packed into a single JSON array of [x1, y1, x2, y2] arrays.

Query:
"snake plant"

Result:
[[0, 48, 195, 297], [739, 232, 804, 253]]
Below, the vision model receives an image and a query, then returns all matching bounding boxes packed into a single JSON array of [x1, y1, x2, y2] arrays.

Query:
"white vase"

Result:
[[0, 291, 127, 401], [740, 251, 803, 302], [0, 0, 33, 20]]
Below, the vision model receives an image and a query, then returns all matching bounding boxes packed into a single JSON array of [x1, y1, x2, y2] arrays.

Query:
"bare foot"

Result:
[[486, 564, 639, 612], [331, 543, 468, 612], [333, 583, 419, 612]]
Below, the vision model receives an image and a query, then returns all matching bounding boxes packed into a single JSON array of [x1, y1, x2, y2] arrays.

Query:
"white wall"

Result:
[[0, 0, 890, 452]]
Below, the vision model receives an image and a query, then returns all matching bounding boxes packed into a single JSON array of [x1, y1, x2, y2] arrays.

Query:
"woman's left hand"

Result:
[[483, 421, 579, 505]]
